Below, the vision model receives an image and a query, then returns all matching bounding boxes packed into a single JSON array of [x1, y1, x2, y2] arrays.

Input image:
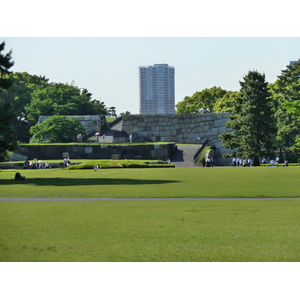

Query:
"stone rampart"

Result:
[[120, 113, 233, 165], [11, 143, 175, 161]]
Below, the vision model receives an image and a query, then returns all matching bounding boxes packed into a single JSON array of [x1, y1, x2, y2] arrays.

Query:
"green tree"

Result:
[[220, 71, 276, 165], [26, 82, 107, 124], [108, 106, 117, 117], [213, 91, 240, 113], [29, 115, 87, 143], [268, 60, 300, 157], [176, 86, 228, 114], [0, 41, 16, 160], [120, 111, 131, 116], [1, 72, 49, 143]]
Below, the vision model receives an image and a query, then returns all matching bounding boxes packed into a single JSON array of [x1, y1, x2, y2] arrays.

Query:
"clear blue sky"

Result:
[[3, 37, 300, 114]]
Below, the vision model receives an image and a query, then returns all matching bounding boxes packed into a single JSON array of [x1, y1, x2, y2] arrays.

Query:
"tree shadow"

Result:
[[1, 177, 179, 186]]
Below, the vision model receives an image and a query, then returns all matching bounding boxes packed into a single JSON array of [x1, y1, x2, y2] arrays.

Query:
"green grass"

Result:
[[0, 167, 299, 198], [1, 199, 300, 261], [1, 167, 300, 261]]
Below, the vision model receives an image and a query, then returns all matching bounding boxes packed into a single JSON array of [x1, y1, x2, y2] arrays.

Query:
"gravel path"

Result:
[[1, 197, 299, 202]]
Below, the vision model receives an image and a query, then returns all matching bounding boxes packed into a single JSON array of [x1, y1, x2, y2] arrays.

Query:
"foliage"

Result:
[[1, 72, 49, 143], [195, 145, 212, 165], [29, 115, 87, 143], [268, 60, 300, 156], [220, 71, 276, 165], [26, 82, 107, 124], [0, 41, 17, 160], [176, 86, 228, 114], [69, 159, 174, 169], [108, 106, 117, 118], [119, 111, 131, 116], [213, 91, 240, 113]]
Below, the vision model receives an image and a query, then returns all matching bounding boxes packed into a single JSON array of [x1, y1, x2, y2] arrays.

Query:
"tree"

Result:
[[213, 91, 240, 113], [26, 82, 107, 124], [0, 41, 16, 160], [268, 60, 300, 157], [29, 115, 87, 143], [1, 72, 49, 143], [176, 86, 228, 114], [120, 111, 131, 116], [220, 71, 276, 165], [108, 106, 117, 118]]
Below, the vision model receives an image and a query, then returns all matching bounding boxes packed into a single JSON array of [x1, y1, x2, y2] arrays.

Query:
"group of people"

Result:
[[202, 156, 214, 167], [232, 157, 252, 167], [24, 159, 50, 169], [266, 157, 288, 167]]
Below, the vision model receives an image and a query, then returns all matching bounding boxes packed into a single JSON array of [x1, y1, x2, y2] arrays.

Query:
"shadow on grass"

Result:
[[0, 178, 179, 186]]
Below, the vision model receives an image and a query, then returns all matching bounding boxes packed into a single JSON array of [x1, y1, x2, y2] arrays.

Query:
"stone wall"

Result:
[[119, 113, 233, 165], [38, 115, 105, 135], [12, 143, 175, 161]]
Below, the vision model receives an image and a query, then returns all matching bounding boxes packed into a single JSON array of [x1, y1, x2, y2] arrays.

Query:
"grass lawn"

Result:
[[1, 198, 300, 262], [0, 167, 300, 261], [0, 167, 299, 198]]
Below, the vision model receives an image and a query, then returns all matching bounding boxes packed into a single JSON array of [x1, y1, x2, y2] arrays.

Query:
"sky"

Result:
[[3, 37, 300, 115], [2, 1, 300, 115]]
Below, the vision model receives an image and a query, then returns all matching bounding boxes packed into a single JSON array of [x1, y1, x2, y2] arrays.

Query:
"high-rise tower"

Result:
[[139, 64, 175, 114]]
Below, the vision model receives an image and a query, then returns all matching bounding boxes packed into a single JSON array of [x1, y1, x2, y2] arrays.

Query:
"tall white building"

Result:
[[139, 64, 175, 115]]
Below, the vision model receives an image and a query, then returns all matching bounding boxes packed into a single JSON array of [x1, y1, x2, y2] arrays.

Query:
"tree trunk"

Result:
[[253, 156, 260, 166]]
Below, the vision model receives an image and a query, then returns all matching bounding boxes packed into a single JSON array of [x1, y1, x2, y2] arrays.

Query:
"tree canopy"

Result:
[[176, 86, 228, 114], [26, 82, 107, 124], [220, 71, 276, 165], [29, 115, 87, 143], [268, 60, 300, 156], [0, 42, 17, 160]]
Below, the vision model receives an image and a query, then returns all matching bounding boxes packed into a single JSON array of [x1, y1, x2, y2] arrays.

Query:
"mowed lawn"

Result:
[[0, 167, 300, 261], [0, 166, 299, 198]]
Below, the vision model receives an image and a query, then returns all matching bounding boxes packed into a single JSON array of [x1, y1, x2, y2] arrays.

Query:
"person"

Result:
[[24, 160, 30, 169], [276, 156, 280, 164], [95, 132, 100, 142], [63, 157, 68, 169], [282, 159, 288, 167], [67, 157, 71, 168], [205, 156, 211, 167], [262, 158, 266, 164], [45, 161, 50, 169], [102, 134, 105, 142], [93, 164, 99, 171], [129, 134, 132, 143], [38, 160, 43, 169], [15, 172, 25, 180], [232, 157, 236, 167], [77, 133, 82, 143], [236, 158, 240, 167], [269, 159, 277, 167], [202, 158, 206, 168]]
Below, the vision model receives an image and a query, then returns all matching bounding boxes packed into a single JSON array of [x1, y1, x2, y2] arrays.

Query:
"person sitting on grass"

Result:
[[93, 164, 100, 171], [269, 159, 278, 167], [282, 159, 289, 167]]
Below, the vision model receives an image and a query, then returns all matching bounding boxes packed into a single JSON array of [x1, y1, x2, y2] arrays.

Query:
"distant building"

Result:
[[139, 64, 175, 115]]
